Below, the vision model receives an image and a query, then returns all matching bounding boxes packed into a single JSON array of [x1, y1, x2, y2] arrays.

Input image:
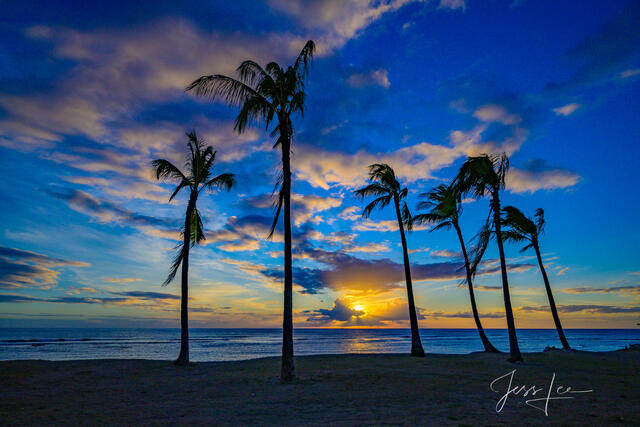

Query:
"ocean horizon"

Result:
[[2, 328, 638, 362]]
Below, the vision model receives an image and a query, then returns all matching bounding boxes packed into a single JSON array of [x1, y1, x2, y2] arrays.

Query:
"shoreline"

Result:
[[2, 349, 638, 425]]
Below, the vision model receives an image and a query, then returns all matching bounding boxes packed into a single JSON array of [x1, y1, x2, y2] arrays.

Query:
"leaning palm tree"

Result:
[[455, 153, 523, 362], [413, 183, 500, 353], [186, 40, 315, 381], [354, 164, 425, 356], [502, 206, 570, 350], [152, 131, 235, 365]]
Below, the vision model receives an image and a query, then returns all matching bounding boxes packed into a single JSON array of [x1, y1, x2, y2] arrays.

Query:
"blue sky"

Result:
[[0, 0, 638, 328]]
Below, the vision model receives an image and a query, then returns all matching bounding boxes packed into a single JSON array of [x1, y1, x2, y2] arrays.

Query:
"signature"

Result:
[[490, 369, 593, 416]]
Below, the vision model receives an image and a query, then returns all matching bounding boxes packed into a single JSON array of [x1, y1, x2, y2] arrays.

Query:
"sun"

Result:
[[352, 304, 365, 314]]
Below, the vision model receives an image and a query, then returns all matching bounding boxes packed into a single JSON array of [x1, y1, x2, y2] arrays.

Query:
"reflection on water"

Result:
[[1, 328, 638, 361]]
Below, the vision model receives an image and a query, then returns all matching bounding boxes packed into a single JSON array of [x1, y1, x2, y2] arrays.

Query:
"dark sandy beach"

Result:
[[1, 349, 638, 426]]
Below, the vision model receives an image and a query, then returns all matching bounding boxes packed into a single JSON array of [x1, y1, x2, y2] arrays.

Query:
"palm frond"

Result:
[[190, 207, 206, 246], [267, 184, 284, 240], [353, 183, 390, 199], [237, 60, 271, 87], [203, 173, 235, 192], [293, 40, 315, 76], [401, 201, 413, 231], [412, 212, 446, 225], [469, 210, 494, 278], [163, 245, 185, 286], [186, 74, 273, 110], [534, 208, 545, 235], [169, 178, 191, 202], [152, 159, 187, 182], [362, 195, 392, 218]]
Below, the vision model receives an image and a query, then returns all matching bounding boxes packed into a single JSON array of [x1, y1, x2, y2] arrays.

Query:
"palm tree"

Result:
[[152, 131, 235, 365], [455, 153, 523, 362], [413, 183, 500, 353], [354, 164, 425, 356], [502, 206, 570, 350], [186, 40, 315, 381]]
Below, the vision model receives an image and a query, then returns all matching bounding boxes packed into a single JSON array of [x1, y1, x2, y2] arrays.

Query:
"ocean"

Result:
[[1, 328, 638, 361]]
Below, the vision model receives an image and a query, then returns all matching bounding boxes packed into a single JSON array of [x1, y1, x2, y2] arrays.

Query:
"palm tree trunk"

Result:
[[534, 243, 570, 350], [454, 221, 500, 353], [492, 195, 523, 362], [394, 197, 425, 357], [280, 124, 295, 382], [175, 196, 195, 366]]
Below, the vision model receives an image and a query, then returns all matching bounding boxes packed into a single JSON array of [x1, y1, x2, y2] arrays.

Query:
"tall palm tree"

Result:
[[502, 206, 571, 350], [354, 164, 425, 356], [413, 183, 500, 353], [455, 153, 523, 362], [186, 40, 315, 381], [152, 131, 235, 365]]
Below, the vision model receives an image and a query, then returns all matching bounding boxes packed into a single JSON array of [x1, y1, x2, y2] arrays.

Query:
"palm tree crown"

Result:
[[413, 183, 461, 232], [186, 40, 314, 137], [455, 153, 509, 199], [354, 164, 413, 229], [502, 206, 545, 251]]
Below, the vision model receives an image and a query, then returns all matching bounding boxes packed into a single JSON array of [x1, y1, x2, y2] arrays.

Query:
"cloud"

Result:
[[506, 159, 581, 194], [519, 304, 640, 314], [475, 285, 502, 291], [563, 285, 640, 295], [44, 187, 176, 230], [268, 0, 422, 52], [338, 206, 360, 221], [0, 291, 179, 305], [620, 68, 640, 78], [110, 291, 179, 300], [347, 69, 391, 88], [303, 298, 423, 326], [423, 310, 504, 319], [553, 103, 580, 116], [295, 103, 527, 190], [320, 120, 349, 135], [104, 277, 142, 283], [262, 267, 326, 295], [438, 0, 466, 11], [557, 267, 569, 276], [287, 243, 533, 295], [0, 247, 89, 290], [245, 193, 342, 226], [430, 249, 460, 259], [473, 104, 521, 125], [304, 298, 365, 324]]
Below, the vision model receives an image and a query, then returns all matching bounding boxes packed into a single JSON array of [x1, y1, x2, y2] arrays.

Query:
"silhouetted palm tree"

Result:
[[502, 206, 571, 350], [186, 40, 315, 381], [354, 164, 425, 356], [414, 183, 500, 353], [455, 154, 523, 362], [152, 131, 235, 365]]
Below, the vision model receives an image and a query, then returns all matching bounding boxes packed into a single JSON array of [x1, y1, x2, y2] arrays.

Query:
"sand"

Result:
[[1, 349, 638, 426]]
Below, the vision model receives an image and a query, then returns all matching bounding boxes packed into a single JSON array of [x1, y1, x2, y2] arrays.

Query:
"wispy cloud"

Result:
[[553, 103, 580, 116]]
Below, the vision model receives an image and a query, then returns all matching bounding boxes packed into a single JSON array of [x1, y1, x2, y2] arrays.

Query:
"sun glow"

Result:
[[353, 304, 365, 314]]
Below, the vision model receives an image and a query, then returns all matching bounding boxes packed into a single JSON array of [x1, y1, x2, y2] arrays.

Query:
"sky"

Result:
[[0, 0, 639, 329]]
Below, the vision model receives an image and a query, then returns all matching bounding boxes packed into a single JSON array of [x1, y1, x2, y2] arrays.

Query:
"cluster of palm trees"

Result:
[[354, 155, 571, 364], [152, 39, 569, 380]]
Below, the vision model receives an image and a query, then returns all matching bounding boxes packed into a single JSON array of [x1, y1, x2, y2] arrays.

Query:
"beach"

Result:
[[1, 349, 638, 426]]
